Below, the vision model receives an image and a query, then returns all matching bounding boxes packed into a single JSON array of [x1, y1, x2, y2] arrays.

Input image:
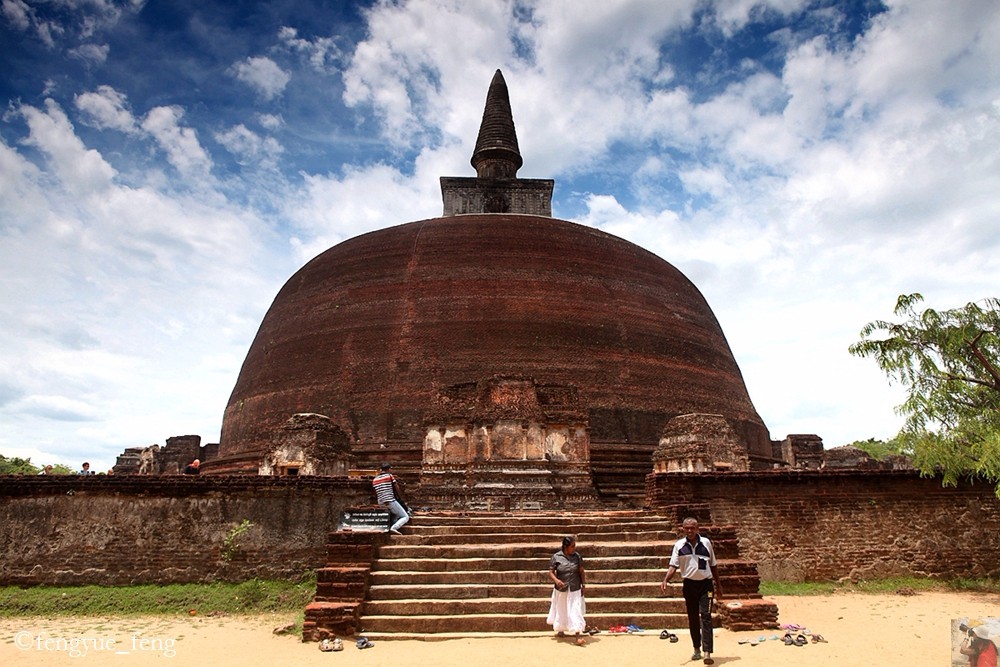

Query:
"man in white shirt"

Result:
[[660, 517, 722, 665]]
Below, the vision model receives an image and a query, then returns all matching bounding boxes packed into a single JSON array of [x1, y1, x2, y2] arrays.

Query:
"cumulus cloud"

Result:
[[68, 42, 109, 65], [75, 85, 139, 133], [3, 0, 143, 48], [229, 56, 291, 100], [17, 99, 117, 196], [278, 25, 343, 72], [214, 123, 283, 169], [141, 106, 213, 180]]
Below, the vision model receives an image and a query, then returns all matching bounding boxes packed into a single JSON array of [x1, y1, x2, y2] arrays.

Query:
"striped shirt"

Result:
[[372, 472, 398, 504]]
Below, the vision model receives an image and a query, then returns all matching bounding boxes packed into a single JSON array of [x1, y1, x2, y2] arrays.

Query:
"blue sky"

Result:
[[2, 0, 998, 472]]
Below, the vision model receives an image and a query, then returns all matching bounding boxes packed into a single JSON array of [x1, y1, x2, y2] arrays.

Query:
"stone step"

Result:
[[360, 596, 689, 616], [400, 521, 679, 535], [357, 612, 708, 634], [372, 541, 739, 559], [387, 530, 703, 545], [402, 513, 723, 523], [370, 555, 670, 572], [367, 567, 670, 586], [362, 581, 678, 600]]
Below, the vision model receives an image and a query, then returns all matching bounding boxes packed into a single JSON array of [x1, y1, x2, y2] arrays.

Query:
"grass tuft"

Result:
[[0, 575, 316, 618], [761, 576, 1000, 596]]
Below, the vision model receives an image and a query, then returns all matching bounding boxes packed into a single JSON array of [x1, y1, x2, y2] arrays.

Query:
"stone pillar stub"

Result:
[[259, 413, 354, 476], [652, 413, 750, 473]]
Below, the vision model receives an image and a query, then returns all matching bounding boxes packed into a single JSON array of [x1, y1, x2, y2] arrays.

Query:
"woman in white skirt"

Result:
[[547, 535, 587, 645]]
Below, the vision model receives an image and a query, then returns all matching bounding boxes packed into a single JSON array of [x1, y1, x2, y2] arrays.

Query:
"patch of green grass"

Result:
[[945, 577, 1000, 593], [759, 580, 839, 596], [0, 574, 317, 618], [761, 576, 1000, 596]]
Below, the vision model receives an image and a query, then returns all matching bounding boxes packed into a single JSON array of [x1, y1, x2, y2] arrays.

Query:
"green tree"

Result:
[[848, 437, 905, 461], [0, 455, 40, 475], [849, 293, 1000, 494]]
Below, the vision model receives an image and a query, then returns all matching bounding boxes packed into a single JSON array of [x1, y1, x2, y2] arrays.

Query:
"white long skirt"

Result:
[[546, 588, 586, 634]]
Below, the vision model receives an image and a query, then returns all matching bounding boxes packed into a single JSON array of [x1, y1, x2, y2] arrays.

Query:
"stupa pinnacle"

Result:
[[471, 69, 523, 178], [440, 69, 553, 216]]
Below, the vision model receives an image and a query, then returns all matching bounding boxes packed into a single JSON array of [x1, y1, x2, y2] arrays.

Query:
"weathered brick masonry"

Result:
[[647, 469, 1000, 581], [0, 475, 371, 586]]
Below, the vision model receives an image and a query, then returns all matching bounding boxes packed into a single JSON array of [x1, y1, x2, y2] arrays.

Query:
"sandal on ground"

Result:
[[794, 634, 808, 646], [783, 633, 794, 645], [332, 638, 343, 651], [318, 639, 334, 652], [356, 637, 374, 649], [812, 634, 827, 643]]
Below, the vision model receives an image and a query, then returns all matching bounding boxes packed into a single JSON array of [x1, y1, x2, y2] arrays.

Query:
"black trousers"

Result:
[[682, 577, 714, 653]]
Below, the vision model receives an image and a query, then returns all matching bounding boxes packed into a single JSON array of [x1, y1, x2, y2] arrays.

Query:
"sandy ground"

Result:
[[2, 591, 998, 667]]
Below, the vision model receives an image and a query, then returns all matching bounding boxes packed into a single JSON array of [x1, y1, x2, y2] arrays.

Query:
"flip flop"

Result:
[[794, 634, 808, 646], [661, 630, 671, 640], [783, 633, 794, 645], [356, 637, 374, 649], [812, 634, 827, 643]]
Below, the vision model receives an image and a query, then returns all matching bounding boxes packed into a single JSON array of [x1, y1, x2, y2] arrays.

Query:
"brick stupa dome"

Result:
[[209, 71, 770, 496]]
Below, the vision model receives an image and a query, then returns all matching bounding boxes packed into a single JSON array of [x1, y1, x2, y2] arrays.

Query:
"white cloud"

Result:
[[229, 56, 291, 100], [141, 106, 213, 180], [278, 25, 343, 72], [214, 123, 283, 168], [75, 85, 138, 133], [2, 0, 143, 48], [18, 99, 117, 196], [2, 0, 31, 30], [256, 113, 284, 131], [68, 42, 110, 65]]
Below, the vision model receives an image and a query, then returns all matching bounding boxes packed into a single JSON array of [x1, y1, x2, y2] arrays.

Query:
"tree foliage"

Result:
[[849, 293, 1000, 493], [0, 455, 39, 475], [848, 437, 906, 461]]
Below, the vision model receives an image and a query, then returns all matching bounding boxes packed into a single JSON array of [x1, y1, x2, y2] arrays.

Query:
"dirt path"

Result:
[[2, 590, 998, 666]]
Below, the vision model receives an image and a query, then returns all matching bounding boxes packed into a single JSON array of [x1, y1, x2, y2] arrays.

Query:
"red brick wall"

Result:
[[0, 476, 372, 586], [646, 470, 1000, 581]]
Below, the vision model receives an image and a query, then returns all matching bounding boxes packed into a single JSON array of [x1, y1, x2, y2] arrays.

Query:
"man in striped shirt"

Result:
[[661, 517, 721, 665], [372, 463, 410, 534]]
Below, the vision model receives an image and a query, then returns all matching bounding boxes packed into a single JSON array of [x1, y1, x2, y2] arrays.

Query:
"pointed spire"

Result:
[[471, 69, 523, 178]]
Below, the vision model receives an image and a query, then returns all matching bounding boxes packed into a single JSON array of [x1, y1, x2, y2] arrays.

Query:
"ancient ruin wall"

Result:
[[646, 470, 1000, 581], [0, 476, 371, 586]]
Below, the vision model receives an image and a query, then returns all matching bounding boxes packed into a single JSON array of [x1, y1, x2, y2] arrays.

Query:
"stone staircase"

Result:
[[304, 509, 775, 641]]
